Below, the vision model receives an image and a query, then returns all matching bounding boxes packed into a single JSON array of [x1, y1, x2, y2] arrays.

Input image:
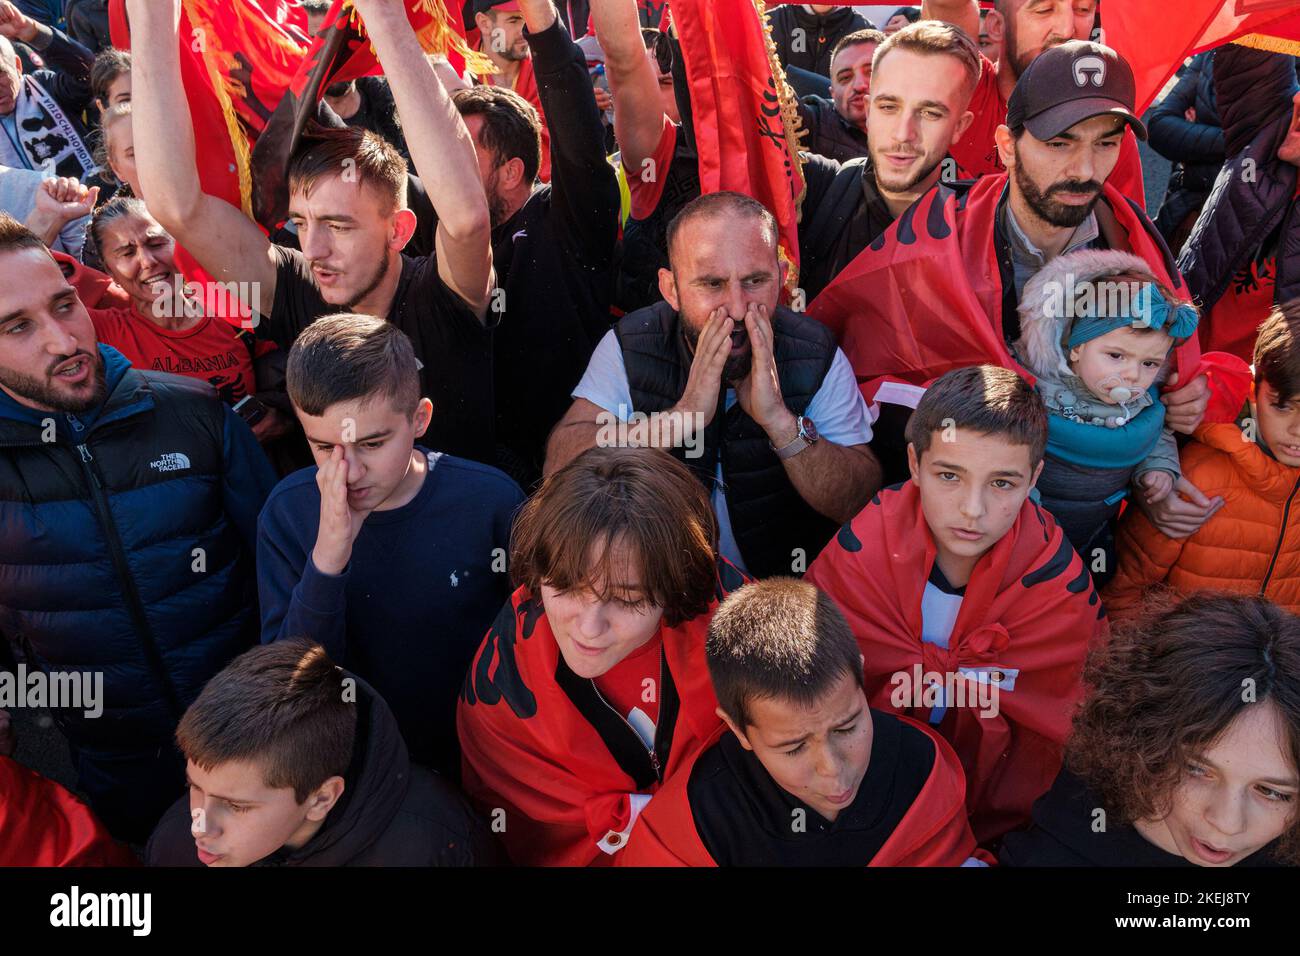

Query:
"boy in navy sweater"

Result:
[[257, 313, 523, 775]]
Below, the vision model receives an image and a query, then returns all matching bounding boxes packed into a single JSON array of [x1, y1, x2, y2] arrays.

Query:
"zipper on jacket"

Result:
[[589, 649, 665, 782], [75, 443, 184, 719], [1261, 476, 1300, 597]]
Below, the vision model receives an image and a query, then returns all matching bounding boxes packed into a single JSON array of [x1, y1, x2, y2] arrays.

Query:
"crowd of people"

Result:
[[1, 0, 1299, 869]]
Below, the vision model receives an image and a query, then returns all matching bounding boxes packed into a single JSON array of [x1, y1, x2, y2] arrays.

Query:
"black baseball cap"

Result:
[[472, 0, 520, 14], [1006, 40, 1147, 142]]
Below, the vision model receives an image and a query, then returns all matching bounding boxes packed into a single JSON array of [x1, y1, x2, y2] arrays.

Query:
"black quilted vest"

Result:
[[614, 302, 839, 578]]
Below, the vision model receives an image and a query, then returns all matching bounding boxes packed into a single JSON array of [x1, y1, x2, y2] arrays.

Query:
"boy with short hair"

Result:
[[146, 640, 496, 866], [807, 365, 1106, 846], [257, 314, 523, 775], [619, 578, 980, 866], [1106, 306, 1300, 617]]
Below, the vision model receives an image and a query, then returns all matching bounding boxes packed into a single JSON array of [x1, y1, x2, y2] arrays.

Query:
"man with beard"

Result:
[[799, 19, 979, 301], [921, 0, 1145, 207], [0, 213, 276, 843], [545, 192, 880, 579], [453, 0, 618, 487], [476, 0, 553, 181], [810, 41, 1214, 535], [128, 0, 496, 464], [794, 29, 882, 165]]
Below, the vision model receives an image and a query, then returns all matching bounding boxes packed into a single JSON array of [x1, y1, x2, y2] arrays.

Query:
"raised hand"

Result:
[[0, 1, 38, 44], [733, 302, 794, 442]]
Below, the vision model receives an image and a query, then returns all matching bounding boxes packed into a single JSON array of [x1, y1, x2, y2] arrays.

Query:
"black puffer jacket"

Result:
[[767, 4, 870, 78], [1178, 45, 1300, 317], [146, 676, 501, 866], [1148, 52, 1223, 249]]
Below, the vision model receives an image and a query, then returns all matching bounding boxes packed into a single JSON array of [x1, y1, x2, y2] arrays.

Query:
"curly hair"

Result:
[[1069, 590, 1300, 863]]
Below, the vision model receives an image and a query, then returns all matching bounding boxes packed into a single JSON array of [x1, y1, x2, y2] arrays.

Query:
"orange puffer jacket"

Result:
[[1105, 422, 1300, 619]]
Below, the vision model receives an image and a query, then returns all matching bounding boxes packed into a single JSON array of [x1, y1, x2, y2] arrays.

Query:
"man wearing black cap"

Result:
[[810, 40, 1214, 535], [921, 0, 1145, 207]]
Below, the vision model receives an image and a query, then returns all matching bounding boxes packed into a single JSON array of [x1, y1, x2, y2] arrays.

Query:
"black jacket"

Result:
[[796, 95, 869, 165], [493, 18, 620, 486], [146, 676, 501, 866], [768, 4, 871, 79], [614, 301, 840, 578], [1179, 45, 1300, 315], [1148, 52, 1224, 246], [1000, 767, 1283, 867]]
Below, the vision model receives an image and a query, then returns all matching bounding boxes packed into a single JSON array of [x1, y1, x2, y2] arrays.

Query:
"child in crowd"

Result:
[[1002, 592, 1299, 866], [1013, 250, 1199, 563], [458, 446, 740, 866], [620, 578, 981, 867], [1106, 305, 1300, 617], [257, 313, 523, 775], [808, 365, 1105, 846], [146, 640, 497, 866]]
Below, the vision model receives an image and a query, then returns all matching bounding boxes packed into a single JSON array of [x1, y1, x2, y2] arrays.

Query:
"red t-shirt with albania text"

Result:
[[90, 306, 258, 407]]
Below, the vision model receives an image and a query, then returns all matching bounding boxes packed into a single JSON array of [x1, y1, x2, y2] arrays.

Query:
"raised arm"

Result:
[[126, 0, 277, 318], [520, 0, 619, 269], [921, 0, 981, 41], [352, 0, 493, 318], [589, 0, 668, 174]]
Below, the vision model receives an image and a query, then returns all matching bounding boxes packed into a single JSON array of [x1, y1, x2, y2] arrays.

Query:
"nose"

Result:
[[1202, 786, 1249, 839], [341, 444, 365, 485], [42, 317, 80, 359], [575, 596, 608, 640], [298, 221, 330, 262], [191, 800, 220, 839], [813, 740, 842, 782], [725, 283, 748, 324], [958, 485, 987, 522]]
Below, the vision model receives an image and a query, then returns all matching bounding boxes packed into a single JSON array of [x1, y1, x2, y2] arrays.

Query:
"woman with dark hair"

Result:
[[1002, 592, 1300, 866], [458, 445, 742, 866]]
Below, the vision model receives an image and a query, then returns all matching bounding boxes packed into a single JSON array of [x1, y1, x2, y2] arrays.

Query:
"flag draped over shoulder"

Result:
[[249, 0, 493, 228], [670, 0, 805, 291], [1106, 0, 1300, 114]]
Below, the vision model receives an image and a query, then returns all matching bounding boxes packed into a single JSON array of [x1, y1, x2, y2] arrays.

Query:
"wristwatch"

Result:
[[771, 415, 819, 460]]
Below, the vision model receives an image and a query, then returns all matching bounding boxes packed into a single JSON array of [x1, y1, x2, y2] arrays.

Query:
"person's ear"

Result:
[[986, 8, 1006, 50], [995, 123, 1016, 169], [502, 156, 527, 191], [715, 706, 754, 752], [907, 441, 921, 485], [952, 108, 976, 146], [411, 397, 433, 438], [390, 207, 417, 252], [1068, 346, 1081, 363], [1028, 457, 1045, 491], [303, 776, 345, 822], [778, 254, 789, 291], [658, 266, 680, 311]]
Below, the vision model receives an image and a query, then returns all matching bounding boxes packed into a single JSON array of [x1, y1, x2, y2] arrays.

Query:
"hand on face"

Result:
[[311, 444, 375, 576], [673, 307, 734, 429], [732, 302, 794, 441]]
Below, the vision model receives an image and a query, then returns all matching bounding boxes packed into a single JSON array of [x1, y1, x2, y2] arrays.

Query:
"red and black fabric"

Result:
[[457, 561, 745, 866], [807, 175, 1221, 414], [618, 711, 980, 867], [0, 756, 138, 867], [806, 481, 1106, 846]]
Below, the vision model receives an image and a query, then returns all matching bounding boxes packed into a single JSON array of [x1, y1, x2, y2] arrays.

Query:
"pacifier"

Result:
[[1108, 385, 1137, 404]]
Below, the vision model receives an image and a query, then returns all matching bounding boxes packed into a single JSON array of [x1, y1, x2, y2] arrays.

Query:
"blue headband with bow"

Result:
[[1066, 281, 1199, 349]]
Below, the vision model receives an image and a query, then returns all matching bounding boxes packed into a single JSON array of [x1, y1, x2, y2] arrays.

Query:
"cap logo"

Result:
[[1073, 55, 1107, 87]]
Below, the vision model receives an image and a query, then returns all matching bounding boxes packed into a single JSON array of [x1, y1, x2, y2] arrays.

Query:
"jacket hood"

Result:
[[1016, 248, 1162, 381], [272, 674, 411, 866]]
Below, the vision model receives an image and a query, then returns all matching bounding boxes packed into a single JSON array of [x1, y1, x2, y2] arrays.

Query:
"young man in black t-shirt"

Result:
[[127, 0, 497, 463]]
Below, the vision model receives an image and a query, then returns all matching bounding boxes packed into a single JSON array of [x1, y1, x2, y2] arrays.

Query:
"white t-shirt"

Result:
[[920, 564, 965, 725], [572, 328, 873, 574]]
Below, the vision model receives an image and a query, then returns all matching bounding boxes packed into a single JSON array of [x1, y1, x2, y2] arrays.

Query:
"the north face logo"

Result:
[[149, 452, 191, 473], [1073, 55, 1107, 87]]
